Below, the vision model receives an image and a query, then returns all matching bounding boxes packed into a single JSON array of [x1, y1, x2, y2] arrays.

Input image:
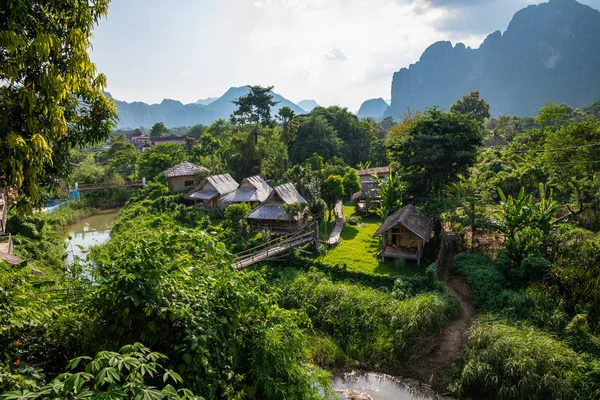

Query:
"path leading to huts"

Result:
[[424, 247, 477, 390], [326, 200, 346, 245]]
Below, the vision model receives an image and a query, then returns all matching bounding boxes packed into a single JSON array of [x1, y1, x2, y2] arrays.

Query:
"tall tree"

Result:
[[137, 143, 186, 180], [106, 135, 138, 178], [0, 0, 117, 205], [149, 122, 169, 139], [451, 91, 491, 125], [277, 106, 299, 144], [321, 175, 345, 222], [231, 85, 278, 145], [388, 107, 483, 201], [289, 114, 341, 164]]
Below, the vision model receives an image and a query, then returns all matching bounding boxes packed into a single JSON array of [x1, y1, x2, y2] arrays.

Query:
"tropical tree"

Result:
[[388, 107, 482, 201], [149, 122, 169, 138], [289, 115, 341, 164], [105, 135, 138, 178], [0, 0, 117, 206], [342, 169, 361, 197], [374, 171, 403, 220], [231, 85, 278, 144], [496, 187, 532, 243], [321, 175, 345, 221], [277, 106, 299, 144], [450, 91, 491, 125], [137, 143, 186, 180]]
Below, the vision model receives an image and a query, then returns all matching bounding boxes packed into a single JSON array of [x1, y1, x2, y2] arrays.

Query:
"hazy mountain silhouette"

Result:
[[195, 97, 218, 105], [385, 0, 600, 118], [357, 98, 388, 119], [114, 86, 306, 129], [298, 100, 320, 112]]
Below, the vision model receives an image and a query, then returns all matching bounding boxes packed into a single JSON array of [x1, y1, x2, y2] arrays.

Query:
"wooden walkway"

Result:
[[233, 222, 316, 270], [326, 200, 346, 245]]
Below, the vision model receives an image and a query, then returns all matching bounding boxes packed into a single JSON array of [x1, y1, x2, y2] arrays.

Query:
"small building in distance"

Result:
[[0, 188, 23, 266], [373, 204, 432, 265], [163, 162, 209, 192], [245, 183, 308, 234], [186, 174, 239, 211], [217, 175, 273, 210], [354, 166, 391, 199]]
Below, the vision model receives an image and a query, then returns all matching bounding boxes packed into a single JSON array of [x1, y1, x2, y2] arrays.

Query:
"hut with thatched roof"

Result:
[[217, 175, 272, 210], [186, 174, 239, 211], [163, 162, 209, 192], [373, 204, 432, 265], [245, 183, 308, 234]]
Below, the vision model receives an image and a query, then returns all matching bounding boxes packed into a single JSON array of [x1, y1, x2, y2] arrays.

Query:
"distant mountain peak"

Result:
[[298, 100, 320, 113], [385, 0, 600, 118], [357, 98, 388, 120]]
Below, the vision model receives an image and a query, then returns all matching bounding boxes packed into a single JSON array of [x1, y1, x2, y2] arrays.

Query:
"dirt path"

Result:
[[427, 249, 477, 390]]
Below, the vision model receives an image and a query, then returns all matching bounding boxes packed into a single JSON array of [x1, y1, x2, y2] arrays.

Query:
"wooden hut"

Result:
[[186, 174, 239, 211], [355, 166, 391, 197], [245, 183, 308, 234], [373, 204, 432, 265], [217, 175, 272, 210], [163, 162, 209, 192]]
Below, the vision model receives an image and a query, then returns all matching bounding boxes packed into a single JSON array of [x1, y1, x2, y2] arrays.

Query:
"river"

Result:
[[63, 209, 119, 271]]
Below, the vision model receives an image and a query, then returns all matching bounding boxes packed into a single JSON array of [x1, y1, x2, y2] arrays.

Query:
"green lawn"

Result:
[[321, 205, 424, 278]]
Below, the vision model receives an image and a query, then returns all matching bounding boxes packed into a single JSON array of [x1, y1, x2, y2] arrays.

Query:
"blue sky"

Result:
[[90, 0, 600, 111]]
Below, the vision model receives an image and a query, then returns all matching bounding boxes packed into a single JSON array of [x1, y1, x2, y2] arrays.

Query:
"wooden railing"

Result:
[[0, 196, 6, 234], [76, 180, 144, 191], [233, 221, 317, 270]]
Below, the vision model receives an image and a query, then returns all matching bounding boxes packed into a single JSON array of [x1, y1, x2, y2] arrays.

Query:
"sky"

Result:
[[90, 0, 600, 112]]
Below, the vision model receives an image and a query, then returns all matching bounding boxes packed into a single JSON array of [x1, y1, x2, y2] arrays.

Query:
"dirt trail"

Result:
[[427, 248, 477, 390]]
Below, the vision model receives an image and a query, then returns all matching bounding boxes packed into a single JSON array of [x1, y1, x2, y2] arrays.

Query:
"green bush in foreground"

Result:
[[277, 268, 458, 369], [452, 319, 600, 400], [452, 253, 505, 311], [1, 343, 197, 400]]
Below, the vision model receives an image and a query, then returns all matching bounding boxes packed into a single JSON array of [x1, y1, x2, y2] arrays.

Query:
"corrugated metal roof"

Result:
[[373, 204, 432, 241], [163, 162, 208, 178]]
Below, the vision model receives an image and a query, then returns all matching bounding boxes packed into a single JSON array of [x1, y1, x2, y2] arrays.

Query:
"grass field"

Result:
[[321, 205, 424, 277]]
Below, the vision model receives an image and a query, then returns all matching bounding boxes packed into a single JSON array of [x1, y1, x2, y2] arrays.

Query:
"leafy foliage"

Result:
[[0, 0, 117, 205]]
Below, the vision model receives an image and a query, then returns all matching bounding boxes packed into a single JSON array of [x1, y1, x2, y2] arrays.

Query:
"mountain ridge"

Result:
[[385, 0, 600, 118], [113, 86, 306, 129]]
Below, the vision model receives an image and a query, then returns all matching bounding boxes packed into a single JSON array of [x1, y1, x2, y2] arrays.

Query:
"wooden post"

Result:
[[314, 220, 320, 254]]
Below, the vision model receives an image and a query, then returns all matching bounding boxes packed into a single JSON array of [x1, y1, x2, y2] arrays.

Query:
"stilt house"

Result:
[[373, 204, 432, 265], [245, 183, 308, 234], [217, 175, 272, 209], [186, 174, 239, 211]]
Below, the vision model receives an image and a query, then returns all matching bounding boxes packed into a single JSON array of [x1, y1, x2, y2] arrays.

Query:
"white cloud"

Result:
[[92, 0, 600, 111], [325, 47, 348, 61]]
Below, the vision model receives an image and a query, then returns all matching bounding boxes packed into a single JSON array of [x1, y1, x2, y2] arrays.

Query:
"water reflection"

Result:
[[333, 372, 444, 400], [63, 210, 119, 274]]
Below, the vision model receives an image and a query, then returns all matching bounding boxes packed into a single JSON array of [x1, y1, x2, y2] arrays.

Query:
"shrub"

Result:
[[452, 319, 600, 399], [277, 268, 458, 369], [452, 253, 505, 311], [347, 215, 361, 226]]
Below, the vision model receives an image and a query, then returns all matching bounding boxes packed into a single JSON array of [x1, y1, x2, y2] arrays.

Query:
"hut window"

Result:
[[184, 180, 194, 187]]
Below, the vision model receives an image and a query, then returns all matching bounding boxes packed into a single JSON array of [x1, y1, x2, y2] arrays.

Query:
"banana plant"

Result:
[[496, 187, 532, 242]]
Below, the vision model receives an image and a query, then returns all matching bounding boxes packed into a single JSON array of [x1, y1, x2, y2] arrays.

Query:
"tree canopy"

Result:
[[0, 0, 117, 205]]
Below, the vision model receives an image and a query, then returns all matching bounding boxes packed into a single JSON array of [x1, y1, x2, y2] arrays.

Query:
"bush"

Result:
[[277, 268, 458, 370], [347, 215, 361, 226], [452, 319, 600, 399], [453, 253, 505, 311]]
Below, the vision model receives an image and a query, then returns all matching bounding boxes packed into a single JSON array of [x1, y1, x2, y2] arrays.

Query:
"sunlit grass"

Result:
[[321, 204, 423, 277]]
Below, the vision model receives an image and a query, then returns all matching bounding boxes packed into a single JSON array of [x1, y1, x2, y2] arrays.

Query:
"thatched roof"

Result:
[[266, 183, 306, 205], [163, 162, 208, 178], [373, 204, 432, 241], [218, 175, 272, 205], [186, 173, 239, 200], [245, 183, 306, 221], [245, 204, 292, 221], [356, 166, 391, 177]]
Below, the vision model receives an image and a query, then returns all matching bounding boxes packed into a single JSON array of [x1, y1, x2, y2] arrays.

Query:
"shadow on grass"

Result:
[[340, 225, 359, 241]]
